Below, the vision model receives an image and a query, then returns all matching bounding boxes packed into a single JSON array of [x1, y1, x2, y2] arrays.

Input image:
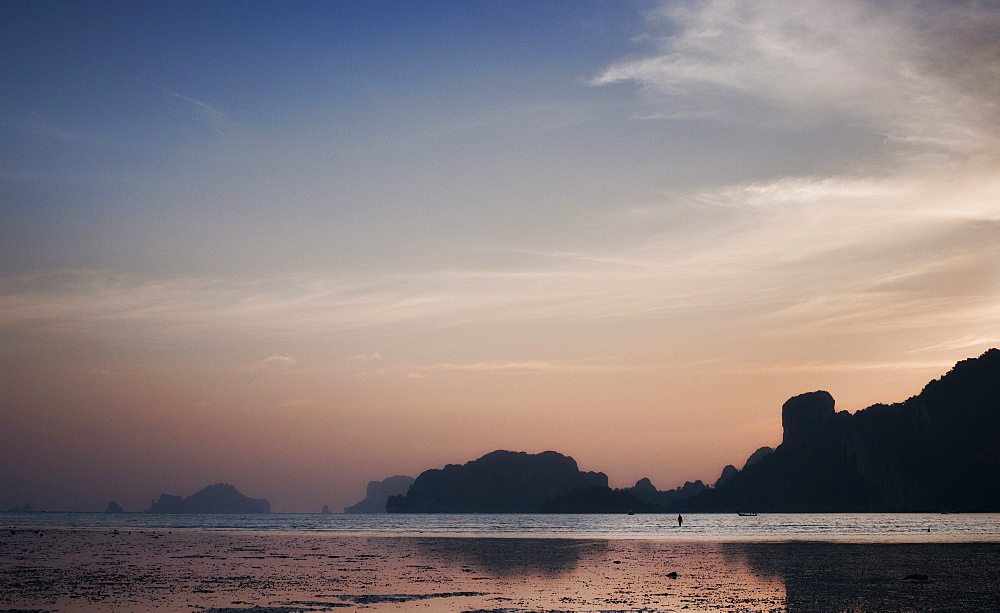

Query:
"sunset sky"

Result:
[[2, 0, 999, 513]]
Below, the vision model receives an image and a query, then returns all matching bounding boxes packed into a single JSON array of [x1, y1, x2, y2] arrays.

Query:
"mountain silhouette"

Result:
[[681, 349, 1000, 512]]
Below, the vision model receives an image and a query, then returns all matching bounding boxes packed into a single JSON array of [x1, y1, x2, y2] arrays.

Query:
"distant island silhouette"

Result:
[[344, 475, 415, 513], [146, 483, 270, 514], [387, 450, 612, 513], [384, 349, 1000, 513], [2, 503, 35, 513]]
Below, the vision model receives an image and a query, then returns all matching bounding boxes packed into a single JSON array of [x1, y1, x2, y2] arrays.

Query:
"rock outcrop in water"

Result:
[[343, 475, 415, 513], [386, 450, 608, 513], [146, 483, 270, 514], [681, 349, 1000, 512]]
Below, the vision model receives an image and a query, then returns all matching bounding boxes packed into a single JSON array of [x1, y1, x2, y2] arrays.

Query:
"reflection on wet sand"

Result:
[[4, 529, 999, 612], [410, 536, 605, 577], [723, 541, 1000, 613], [0, 529, 785, 612], [407, 536, 785, 611]]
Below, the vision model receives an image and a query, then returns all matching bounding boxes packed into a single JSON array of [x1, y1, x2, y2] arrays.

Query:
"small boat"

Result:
[[737, 512, 757, 517]]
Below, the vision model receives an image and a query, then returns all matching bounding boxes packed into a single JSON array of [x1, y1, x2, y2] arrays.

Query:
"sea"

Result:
[[4, 512, 1000, 542]]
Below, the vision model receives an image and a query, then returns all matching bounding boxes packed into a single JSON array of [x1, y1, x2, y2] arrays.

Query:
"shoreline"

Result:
[[5, 511, 999, 545], [6, 524, 999, 545], [3, 529, 1000, 612]]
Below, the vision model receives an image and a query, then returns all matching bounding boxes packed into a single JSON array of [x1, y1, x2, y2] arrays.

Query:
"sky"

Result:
[[2, 0, 999, 513]]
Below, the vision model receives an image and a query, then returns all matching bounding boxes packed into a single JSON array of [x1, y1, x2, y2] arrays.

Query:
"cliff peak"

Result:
[[781, 390, 836, 447]]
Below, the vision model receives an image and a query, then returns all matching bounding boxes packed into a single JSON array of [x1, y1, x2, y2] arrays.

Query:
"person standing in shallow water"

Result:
[[677, 514, 683, 527]]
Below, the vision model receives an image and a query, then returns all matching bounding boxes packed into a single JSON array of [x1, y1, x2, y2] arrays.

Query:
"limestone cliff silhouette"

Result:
[[343, 475, 415, 513], [386, 450, 608, 513], [681, 349, 1000, 512], [145, 483, 270, 514]]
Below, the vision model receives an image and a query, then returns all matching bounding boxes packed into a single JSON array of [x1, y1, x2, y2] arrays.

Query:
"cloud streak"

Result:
[[2, 169, 996, 364], [145, 81, 232, 133], [4, 2, 991, 367], [594, 0, 1000, 159], [263, 355, 296, 365], [0, 3, 996, 374]]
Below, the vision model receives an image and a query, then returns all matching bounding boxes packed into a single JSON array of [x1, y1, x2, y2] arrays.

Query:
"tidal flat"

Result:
[[2, 528, 1000, 612]]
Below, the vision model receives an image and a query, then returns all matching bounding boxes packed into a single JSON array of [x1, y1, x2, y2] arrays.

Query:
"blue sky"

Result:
[[3, 1, 652, 274], [2, 0, 999, 512]]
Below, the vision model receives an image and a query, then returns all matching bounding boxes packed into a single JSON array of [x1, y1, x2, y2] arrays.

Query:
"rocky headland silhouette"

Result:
[[145, 483, 270, 514], [682, 348, 1000, 512]]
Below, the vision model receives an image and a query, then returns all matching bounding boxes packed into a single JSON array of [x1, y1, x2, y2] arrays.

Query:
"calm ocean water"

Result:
[[4, 512, 1000, 542]]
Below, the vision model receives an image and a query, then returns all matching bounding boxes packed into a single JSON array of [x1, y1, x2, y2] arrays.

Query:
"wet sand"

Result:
[[2, 528, 999, 612]]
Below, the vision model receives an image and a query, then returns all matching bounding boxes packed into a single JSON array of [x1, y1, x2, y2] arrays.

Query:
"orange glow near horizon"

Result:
[[2, 1, 999, 512]]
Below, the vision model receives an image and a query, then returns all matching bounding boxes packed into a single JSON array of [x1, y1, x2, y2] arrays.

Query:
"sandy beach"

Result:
[[2, 528, 1000, 612]]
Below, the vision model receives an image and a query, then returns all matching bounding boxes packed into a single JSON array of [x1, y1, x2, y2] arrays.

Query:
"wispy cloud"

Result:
[[3, 2, 999, 374], [263, 354, 296, 365], [2, 170, 997, 358], [581, 0, 1000, 362], [0, 112, 126, 154], [732, 358, 959, 375], [145, 81, 232, 133], [911, 336, 1000, 354], [593, 0, 1000, 159]]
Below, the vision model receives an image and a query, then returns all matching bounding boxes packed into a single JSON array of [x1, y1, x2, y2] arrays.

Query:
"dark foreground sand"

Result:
[[2, 528, 999, 612]]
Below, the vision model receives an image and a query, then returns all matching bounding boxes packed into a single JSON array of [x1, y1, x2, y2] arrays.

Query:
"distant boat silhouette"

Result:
[[737, 512, 757, 517]]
